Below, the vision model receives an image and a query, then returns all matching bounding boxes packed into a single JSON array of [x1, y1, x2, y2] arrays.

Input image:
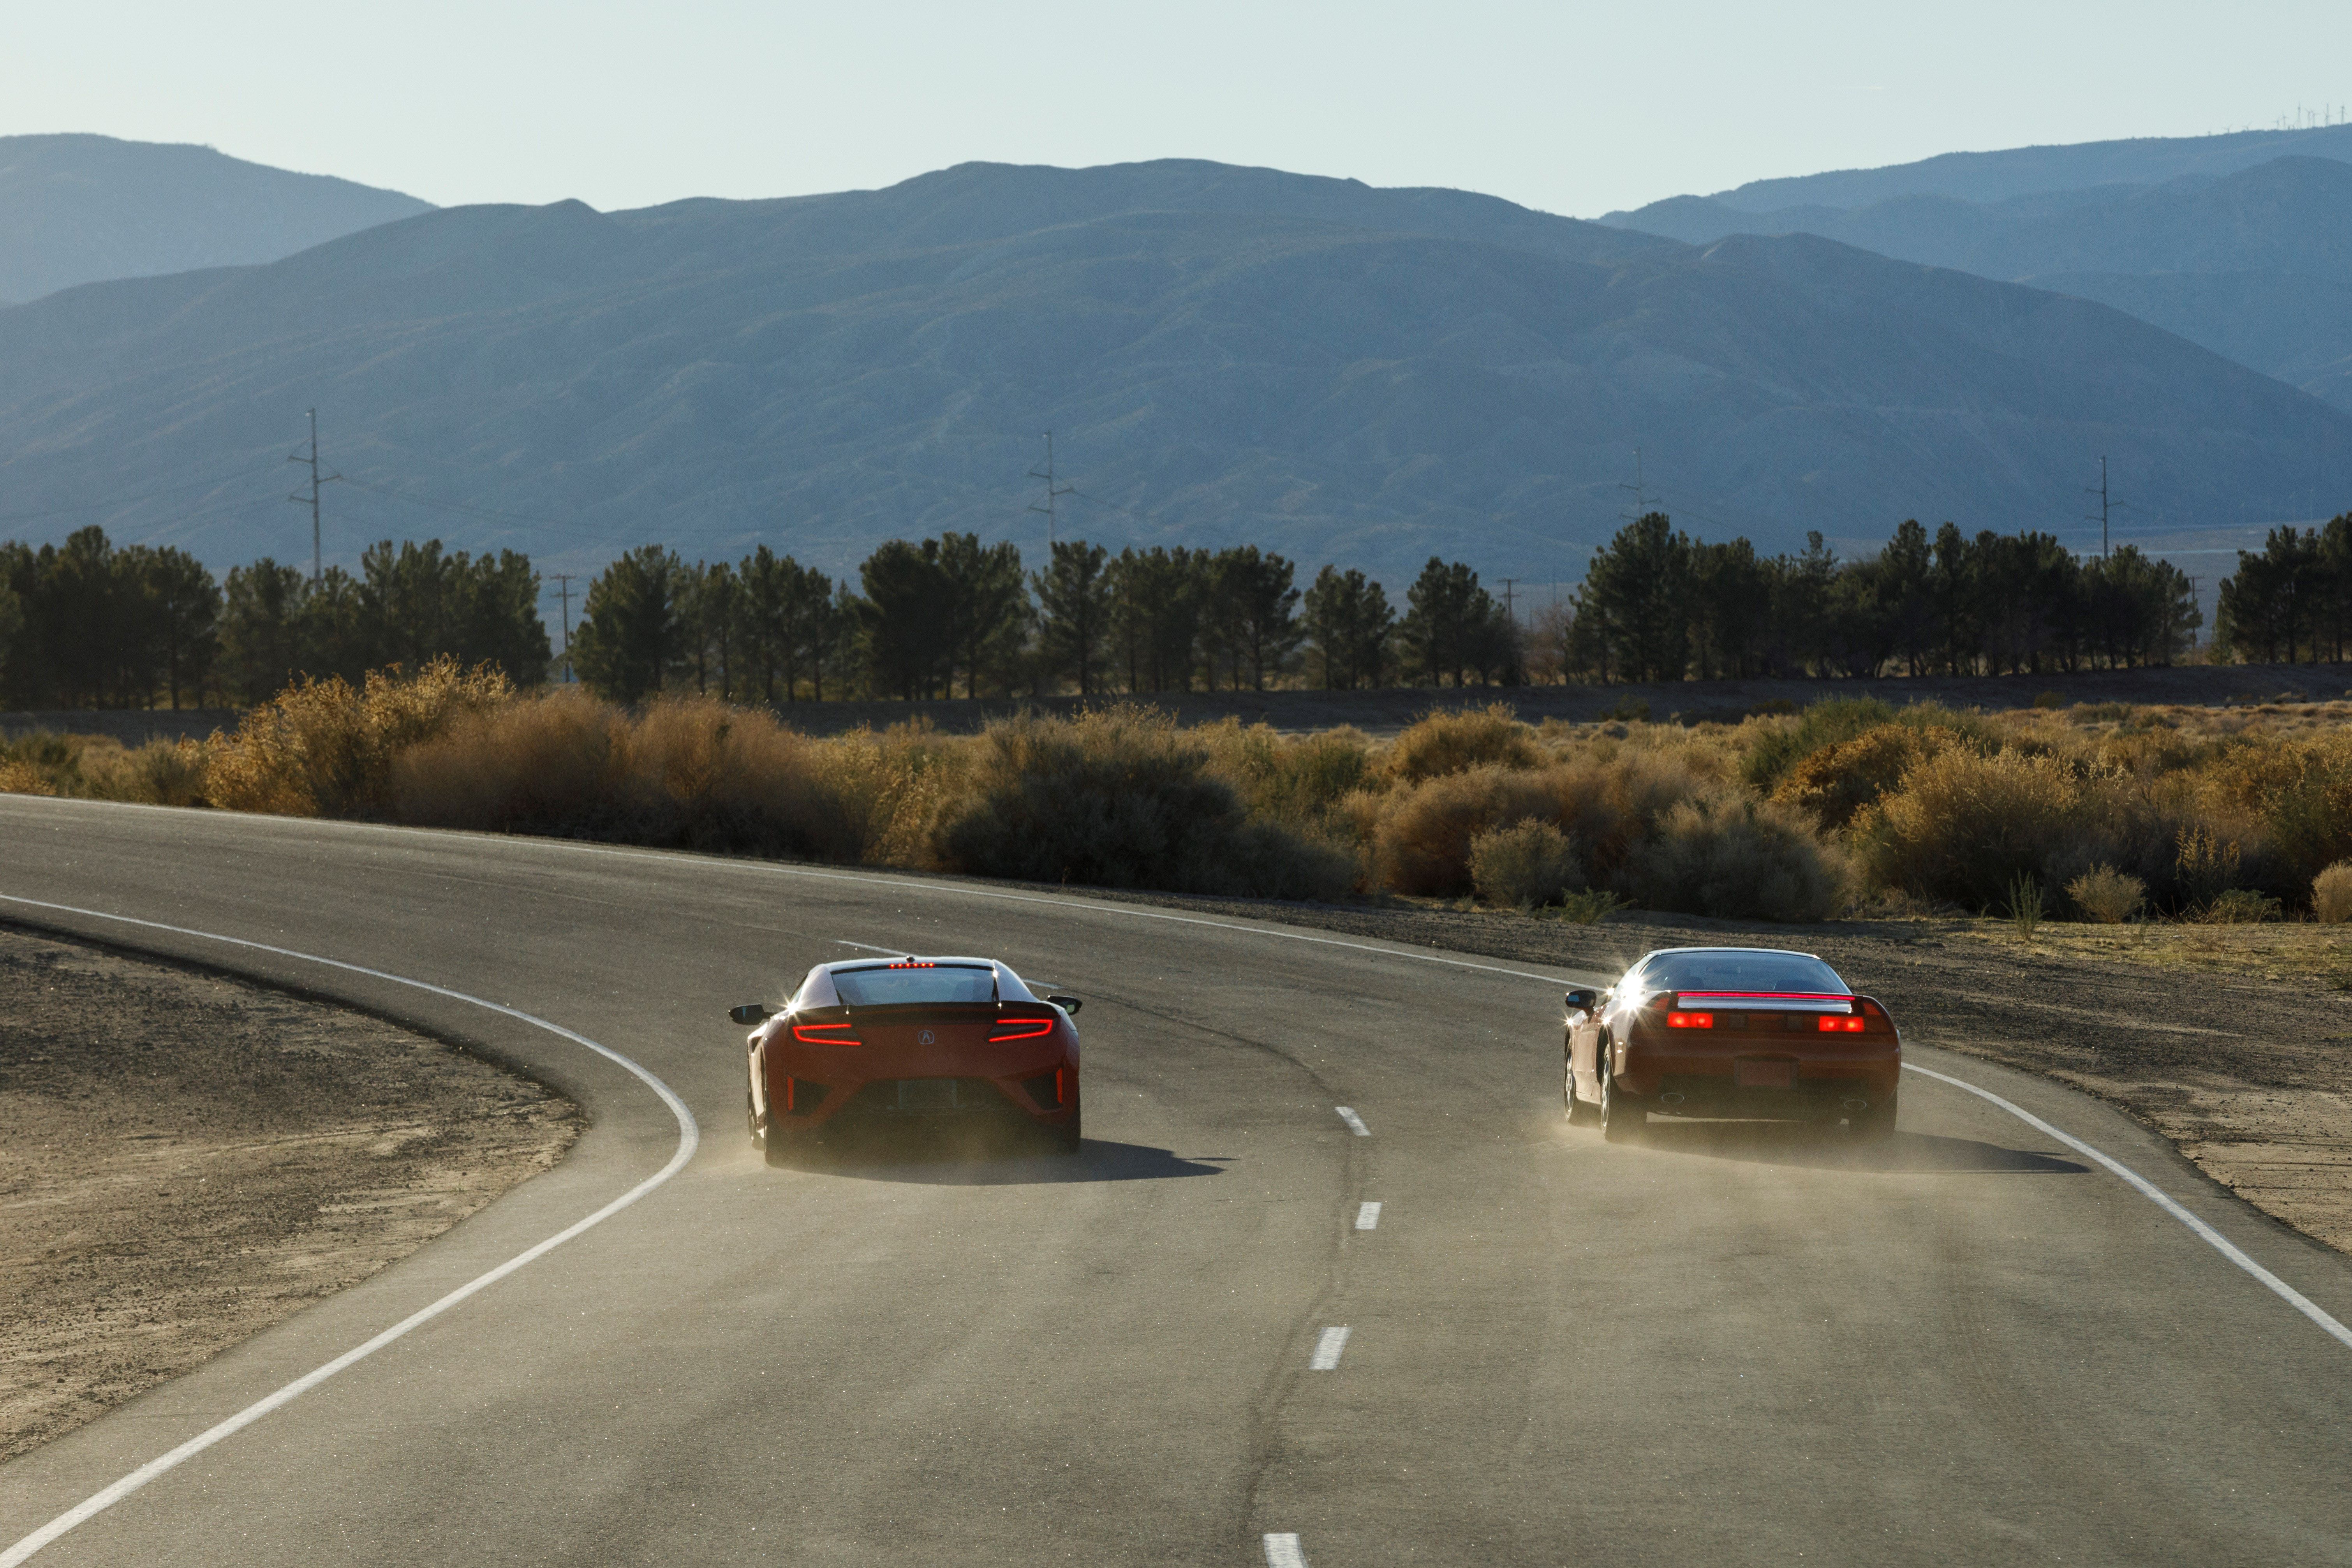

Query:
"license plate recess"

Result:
[[1734, 1059, 1794, 1089], [897, 1078, 960, 1110]]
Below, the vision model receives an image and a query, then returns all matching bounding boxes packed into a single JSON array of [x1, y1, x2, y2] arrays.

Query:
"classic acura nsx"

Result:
[[733, 956, 1083, 1161], [1563, 946, 1900, 1142]]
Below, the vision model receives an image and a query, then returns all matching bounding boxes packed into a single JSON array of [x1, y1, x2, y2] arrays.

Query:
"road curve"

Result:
[[3, 795, 2350, 1567]]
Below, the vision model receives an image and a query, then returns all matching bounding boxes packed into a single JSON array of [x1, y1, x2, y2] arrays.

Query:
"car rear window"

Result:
[[1643, 951, 1848, 994], [831, 964, 996, 1007]]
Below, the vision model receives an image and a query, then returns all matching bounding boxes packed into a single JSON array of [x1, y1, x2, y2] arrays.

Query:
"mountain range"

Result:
[[0, 134, 431, 306], [1607, 130, 2352, 414], [1, 135, 2349, 590]]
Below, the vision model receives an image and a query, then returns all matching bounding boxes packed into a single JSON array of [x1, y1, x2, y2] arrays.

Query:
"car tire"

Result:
[[1850, 1088, 1897, 1143], [1599, 1049, 1644, 1143], [1047, 1099, 1082, 1156], [1564, 1052, 1597, 1126]]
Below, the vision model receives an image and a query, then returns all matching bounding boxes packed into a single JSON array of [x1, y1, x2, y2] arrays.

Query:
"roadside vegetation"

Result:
[[7, 662, 2348, 927]]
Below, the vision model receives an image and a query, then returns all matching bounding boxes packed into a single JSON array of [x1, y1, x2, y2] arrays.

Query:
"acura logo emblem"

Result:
[[917, 1029, 935, 1045]]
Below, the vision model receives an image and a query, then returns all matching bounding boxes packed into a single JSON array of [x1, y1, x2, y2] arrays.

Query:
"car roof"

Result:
[[1637, 945, 1825, 962]]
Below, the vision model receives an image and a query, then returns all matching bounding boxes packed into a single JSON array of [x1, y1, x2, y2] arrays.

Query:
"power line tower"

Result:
[[552, 574, 577, 683], [1617, 446, 1651, 522], [1027, 432, 1074, 557], [2084, 455, 2130, 558], [285, 408, 342, 585]]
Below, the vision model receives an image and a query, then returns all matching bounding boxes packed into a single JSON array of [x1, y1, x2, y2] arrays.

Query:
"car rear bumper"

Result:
[[767, 1040, 1076, 1131], [1638, 1071, 1894, 1119], [1619, 1044, 1900, 1105]]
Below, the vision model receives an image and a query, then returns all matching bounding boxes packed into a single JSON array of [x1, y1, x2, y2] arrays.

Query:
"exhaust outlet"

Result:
[[1841, 1097, 1870, 1112], [1660, 1091, 1687, 1105]]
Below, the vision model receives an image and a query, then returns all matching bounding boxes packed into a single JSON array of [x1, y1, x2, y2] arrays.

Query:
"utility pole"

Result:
[[2083, 455, 2125, 559], [1499, 577, 1519, 623], [1027, 432, 1074, 557], [1617, 446, 1650, 521], [285, 408, 341, 584], [553, 574, 576, 683]]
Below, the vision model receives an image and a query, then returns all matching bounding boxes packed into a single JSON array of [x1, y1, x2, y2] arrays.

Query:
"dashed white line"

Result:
[[1335, 1106, 1370, 1136], [1309, 1326, 1351, 1370], [1904, 1062, 2352, 1351], [1264, 1531, 1309, 1566], [0, 893, 699, 1568], [1355, 1201, 1382, 1230]]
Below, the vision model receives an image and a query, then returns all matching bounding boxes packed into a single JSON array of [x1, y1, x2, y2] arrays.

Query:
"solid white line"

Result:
[[1355, 1201, 1382, 1231], [1264, 1531, 1308, 1567], [1309, 1326, 1352, 1370], [1335, 1106, 1370, 1137], [0, 893, 700, 1568], [1903, 1062, 2352, 1352]]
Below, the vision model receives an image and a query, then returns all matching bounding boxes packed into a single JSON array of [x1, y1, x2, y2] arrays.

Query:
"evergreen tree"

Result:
[[572, 545, 685, 702], [1302, 565, 1394, 689], [1035, 539, 1112, 696], [857, 539, 956, 699]]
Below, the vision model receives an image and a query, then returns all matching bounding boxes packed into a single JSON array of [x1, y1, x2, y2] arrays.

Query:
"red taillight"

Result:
[[791, 1021, 861, 1045], [988, 1017, 1057, 1043], [1818, 1015, 1866, 1033], [1667, 1011, 1714, 1029]]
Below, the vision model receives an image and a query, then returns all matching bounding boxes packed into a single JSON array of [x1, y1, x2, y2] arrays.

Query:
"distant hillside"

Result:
[[0, 134, 431, 304], [1603, 155, 2352, 412], [1644, 123, 2352, 214], [0, 159, 2345, 588]]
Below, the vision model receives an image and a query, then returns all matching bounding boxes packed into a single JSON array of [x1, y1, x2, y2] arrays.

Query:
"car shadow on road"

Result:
[[1633, 1119, 2089, 1174], [772, 1127, 1234, 1186]]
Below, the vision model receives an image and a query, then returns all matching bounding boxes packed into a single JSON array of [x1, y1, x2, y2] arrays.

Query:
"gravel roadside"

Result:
[[0, 926, 579, 1462]]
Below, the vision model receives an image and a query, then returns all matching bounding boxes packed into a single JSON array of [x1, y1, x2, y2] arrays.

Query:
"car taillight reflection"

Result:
[[988, 1018, 1057, 1043], [1667, 1011, 1714, 1029], [791, 1020, 861, 1045]]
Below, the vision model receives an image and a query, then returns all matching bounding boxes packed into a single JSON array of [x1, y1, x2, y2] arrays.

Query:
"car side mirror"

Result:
[[1047, 994, 1083, 1015], [1564, 988, 1598, 1013], [729, 1003, 773, 1026]]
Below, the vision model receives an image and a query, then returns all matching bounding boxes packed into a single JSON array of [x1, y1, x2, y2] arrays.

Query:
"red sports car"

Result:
[[734, 956, 1084, 1161], [1562, 946, 1900, 1142]]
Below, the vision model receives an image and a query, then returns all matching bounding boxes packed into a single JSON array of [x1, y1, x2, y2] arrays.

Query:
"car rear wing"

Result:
[[1665, 991, 1857, 1014]]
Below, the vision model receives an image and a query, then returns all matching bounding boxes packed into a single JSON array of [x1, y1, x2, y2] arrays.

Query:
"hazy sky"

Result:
[[7, 1, 2350, 215]]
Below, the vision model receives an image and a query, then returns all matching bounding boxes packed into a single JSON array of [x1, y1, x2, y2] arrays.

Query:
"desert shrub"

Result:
[[2313, 862, 2352, 925], [805, 720, 967, 866], [932, 706, 1350, 899], [210, 657, 511, 817], [2201, 888, 2283, 924], [1555, 888, 1624, 924], [1619, 795, 1846, 922], [2032, 691, 2065, 710], [393, 688, 623, 833], [1369, 765, 1563, 896], [0, 757, 56, 795], [2171, 824, 2244, 910], [1740, 697, 1987, 794], [1771, 723, 1956, 831], [2004, 871, 2046, 938], [1852, 747, 2085, 909], [1469, 820, 1585, 909], [395, 692, 856, 861], [2067, 865, 2146, 923], [1384, 704, 1541, 784], [2199, 731, 2352, 886], [1203, 721, 1377, 822]]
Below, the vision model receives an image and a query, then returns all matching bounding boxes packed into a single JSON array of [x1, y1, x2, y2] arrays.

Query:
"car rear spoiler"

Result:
[[1666, 991, 1857, 1014]]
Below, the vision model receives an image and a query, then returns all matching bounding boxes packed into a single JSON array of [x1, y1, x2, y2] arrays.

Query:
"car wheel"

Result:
[[1850, 1087, 1897, 1143], [763, 1115, 806, 1167], [745, 1085, 763, 1144], [1599, 1048, 1644, 1143], [1564, 1050, 1597, 1126], [1046, 1089, 1083, 1155]]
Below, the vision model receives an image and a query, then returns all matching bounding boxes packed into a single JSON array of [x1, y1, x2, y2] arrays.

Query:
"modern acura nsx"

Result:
[[1563, 946, 1900, 1142], [733, 956, 1084, 1161]]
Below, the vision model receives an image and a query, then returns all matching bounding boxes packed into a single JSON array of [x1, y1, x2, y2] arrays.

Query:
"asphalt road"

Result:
[[3, 796, 2350, 1566]]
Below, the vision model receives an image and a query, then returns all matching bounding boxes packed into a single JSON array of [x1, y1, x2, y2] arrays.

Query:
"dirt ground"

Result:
[[0, 926, 579, 1462], [1080, 888, 2352, 1254]]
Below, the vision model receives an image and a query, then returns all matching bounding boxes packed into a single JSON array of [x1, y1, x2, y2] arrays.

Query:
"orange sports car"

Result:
[[1563, 946, 1899, 1142], [734, 956, 1084, 1161]]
